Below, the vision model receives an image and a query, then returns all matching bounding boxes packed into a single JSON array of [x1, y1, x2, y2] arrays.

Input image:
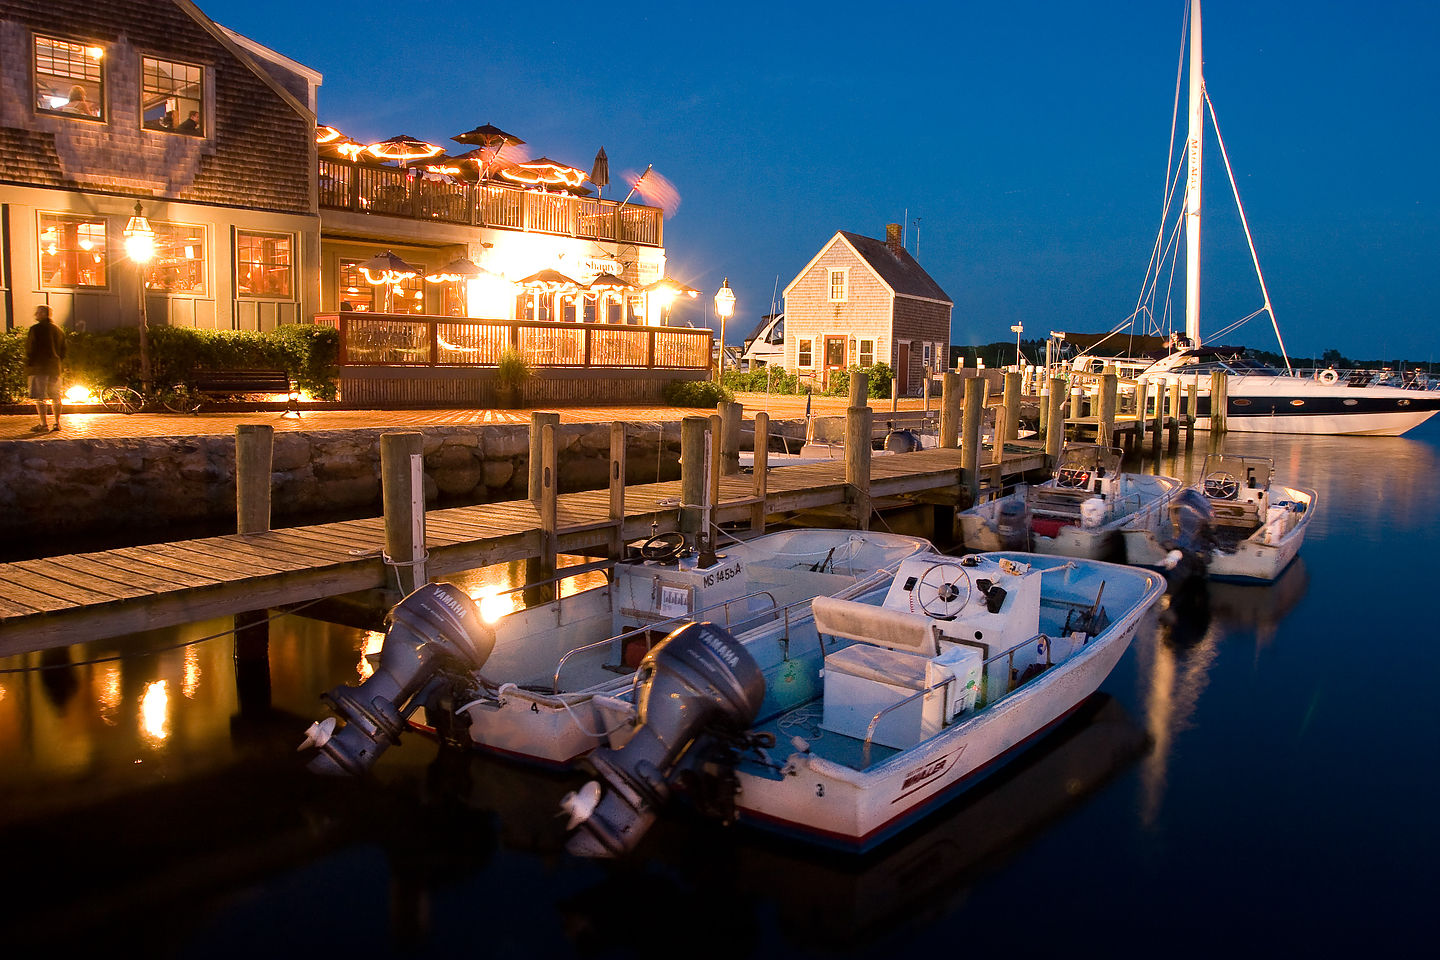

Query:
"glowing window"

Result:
[[236, 231, 292, 298], [145, 222, 206, 294], [338, 259, 374, 312], [798, 338, 813, 367], [40, 213, 108, 288], [34, 36, 104, 120], [141, 57, 204, 136], [859, 339, 874, 367]]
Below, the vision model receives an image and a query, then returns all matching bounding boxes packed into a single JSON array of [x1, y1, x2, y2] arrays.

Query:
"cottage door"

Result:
[[822, 335, 847, 389], [897, 341, 911, 396]]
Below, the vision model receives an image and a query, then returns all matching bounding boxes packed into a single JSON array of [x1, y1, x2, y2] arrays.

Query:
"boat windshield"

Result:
[[1174, 355, 1281, 376]]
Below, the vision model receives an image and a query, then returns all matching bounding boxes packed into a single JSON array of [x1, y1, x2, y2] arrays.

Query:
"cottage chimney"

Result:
[[885, 223, 903, 256]]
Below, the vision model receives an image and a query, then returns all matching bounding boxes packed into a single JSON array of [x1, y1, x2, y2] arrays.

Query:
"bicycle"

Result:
[[98, 382, 201, 415]]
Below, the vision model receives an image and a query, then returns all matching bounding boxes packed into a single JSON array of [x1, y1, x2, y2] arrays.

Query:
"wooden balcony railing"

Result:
[[314, 313, 710, 370], [319, 159, 663, 246]]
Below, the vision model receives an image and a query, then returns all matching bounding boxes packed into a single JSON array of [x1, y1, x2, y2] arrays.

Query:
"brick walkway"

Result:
[[0, 392, 937, 442]]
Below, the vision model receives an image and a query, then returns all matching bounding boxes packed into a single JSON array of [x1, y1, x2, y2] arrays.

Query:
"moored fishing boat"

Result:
[[1121, 453, 1315, 583], [560, 550, 1165, 855], [957, 444, 1183, 559], [300, 528, 932, 774]]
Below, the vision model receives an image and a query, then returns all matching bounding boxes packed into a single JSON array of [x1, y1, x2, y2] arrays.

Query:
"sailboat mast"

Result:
[[1185, 0, 1203, 346]]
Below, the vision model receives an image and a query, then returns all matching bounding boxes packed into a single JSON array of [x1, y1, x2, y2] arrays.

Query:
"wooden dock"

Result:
[[0, 444, 1047, 656]]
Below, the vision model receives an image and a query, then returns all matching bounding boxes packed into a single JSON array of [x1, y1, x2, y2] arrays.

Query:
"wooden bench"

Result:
[[191, 369, 292, 399]]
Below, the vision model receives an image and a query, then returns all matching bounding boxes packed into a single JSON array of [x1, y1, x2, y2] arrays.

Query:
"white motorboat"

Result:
[[1121, 453, 1315, 583], [957, 444, 1183, 559], [300, 528, 932, 774], [1060, 0, 1440, 437], [561, 550, 1166, 855]]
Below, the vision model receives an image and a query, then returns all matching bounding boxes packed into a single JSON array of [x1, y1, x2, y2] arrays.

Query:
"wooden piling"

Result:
[[1002, 371, 1021, 442], [528, 411, 561, 501], [1098, 373, 1118, 447], [232, 609, 271, 709], [1046, 377, 1065, 462], [940, 372, 962, 448], [1210, 371, 1228, 435], [751, 411, 769, 532], [525, 411, 562, 602], [679, 415, 708, 539], [235, 423, 273, 535], [961, 376, 985, 505], [847, 371, 872, 530], [1186, 378, 1198, 446], [608, 421, 626, 556], [381, 431, 427, 595], [1168, 380, 1182, 451], [1038, 384, 1050, 443], [1135, 381, 1148, 445], [1151, 379, 1165, 453], [717, 400, 742, 476]]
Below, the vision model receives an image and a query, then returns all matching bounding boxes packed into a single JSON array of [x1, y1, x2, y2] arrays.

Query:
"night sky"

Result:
[[202, 0, 1439, 362]]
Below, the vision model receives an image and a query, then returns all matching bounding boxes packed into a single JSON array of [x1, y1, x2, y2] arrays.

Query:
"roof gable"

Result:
[[837, 231, 951, 303]]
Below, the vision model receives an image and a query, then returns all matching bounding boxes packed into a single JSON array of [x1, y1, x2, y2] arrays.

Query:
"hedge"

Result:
[[2, 323, 339, 402]]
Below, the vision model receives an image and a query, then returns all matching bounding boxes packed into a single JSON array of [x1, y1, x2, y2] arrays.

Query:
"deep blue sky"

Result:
[[204, 0, 1439, 361]]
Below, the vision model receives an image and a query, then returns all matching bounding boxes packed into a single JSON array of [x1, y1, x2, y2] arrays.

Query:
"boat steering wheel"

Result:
[[1056, 468, 1091, 489], [1203, 471, 1240, 500], [914, 562, 973, 620], [640, 532, 687, 561]]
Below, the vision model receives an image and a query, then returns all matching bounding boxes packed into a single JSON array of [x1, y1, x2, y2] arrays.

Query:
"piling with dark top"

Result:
[[847, 371, 872, 529]]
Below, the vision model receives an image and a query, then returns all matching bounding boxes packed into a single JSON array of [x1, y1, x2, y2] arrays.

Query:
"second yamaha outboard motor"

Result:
[[561, 621, 765, 857], [301, 582, 494, 776], [1161, 487, 1216, 588]]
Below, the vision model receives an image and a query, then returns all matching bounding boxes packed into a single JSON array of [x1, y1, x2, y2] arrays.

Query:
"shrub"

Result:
[[495, 348, 532, 389], [721, 367, 801, 395], [824, 363, 896, 399], [2, 322, 340, 402], [663, 378, 733, 407]]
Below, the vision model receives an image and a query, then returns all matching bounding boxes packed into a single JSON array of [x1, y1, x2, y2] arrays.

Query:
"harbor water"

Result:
[[3, 419, 1438, 957]]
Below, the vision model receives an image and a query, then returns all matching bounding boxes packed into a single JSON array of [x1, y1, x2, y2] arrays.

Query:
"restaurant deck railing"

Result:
[[314, 313, 711, 370], [319, 159, 662, 246]]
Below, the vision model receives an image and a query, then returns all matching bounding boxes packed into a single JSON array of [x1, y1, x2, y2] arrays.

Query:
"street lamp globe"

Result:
[[713, 278, 735, 380]]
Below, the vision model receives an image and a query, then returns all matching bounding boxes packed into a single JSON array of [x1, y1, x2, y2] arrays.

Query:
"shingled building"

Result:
[[0, 0, 321, 333], [783, 224, 952, 395]]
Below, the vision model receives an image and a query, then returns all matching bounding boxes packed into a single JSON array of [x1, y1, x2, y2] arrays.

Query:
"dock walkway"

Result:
[[0, 445, 1047, 656]]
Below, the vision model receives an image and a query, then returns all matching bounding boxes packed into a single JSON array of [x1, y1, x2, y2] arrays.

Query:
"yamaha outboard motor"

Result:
[[1161, 487, 1216, 587], [561, 621, 765, 857], [994, 497, 1032, 551], [300, 583, 494, 776], [883, 429, 922, 453]]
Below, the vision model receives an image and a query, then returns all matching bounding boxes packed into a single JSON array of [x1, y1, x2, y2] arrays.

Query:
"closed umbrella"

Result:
[[590, 146, 609, 197]]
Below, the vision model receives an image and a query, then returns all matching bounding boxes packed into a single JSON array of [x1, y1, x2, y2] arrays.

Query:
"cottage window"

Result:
[[236, 231, 293, 298], [828, 269, 847, 302], [145, 222, 206, 294], [141, 57, 204, 135], [798, 338, 813, 367], [859, 339, 875, 367], [40, 214, 108, 288], [339, 259, 374, 312], [34, 36, 105, 120], [923, 342, 933, 367]]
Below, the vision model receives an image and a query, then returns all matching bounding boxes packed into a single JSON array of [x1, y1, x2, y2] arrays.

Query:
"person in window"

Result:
[[63, 85, 100, 117], [176, 110, 200, 134]]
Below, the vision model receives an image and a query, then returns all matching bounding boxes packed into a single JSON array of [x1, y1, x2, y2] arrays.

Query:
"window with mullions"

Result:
[[40, 214, 108, 288], [236, 231, 292, 298], [145, 222, 206, 294], [798, 338, 813, 367], [141, 57, 204, 135], [859, 339, 875, 367], [338, 259, 374, 312], [35, 36, 105, 120]]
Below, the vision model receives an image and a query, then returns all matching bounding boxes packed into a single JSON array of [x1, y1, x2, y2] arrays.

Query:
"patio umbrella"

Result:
[[590, 146, 609, 197], [319, 134, 366, 160], [496, 157, 588, 190], [453, 123, 527, 181], [587, 272, 635, 292], [453, 123, 525, 148], [642, 277, 699, 300], [517, 269, 579, 293], [425, 257, 494, 283], [364, 134, 444, 166], [316, 124, 344, 144], [360, 250, 421, 285]]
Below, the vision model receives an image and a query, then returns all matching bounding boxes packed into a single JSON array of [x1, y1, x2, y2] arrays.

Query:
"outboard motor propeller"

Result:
[[561, 621, 765, 857], [301, 582, 494, 776], [994, 497, 1032, 551], [1161, 487, 1216, 587]]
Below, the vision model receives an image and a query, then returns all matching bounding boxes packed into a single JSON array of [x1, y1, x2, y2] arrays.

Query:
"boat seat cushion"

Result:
[[824, 643, 937, 690], [812, 595, 940, 655]]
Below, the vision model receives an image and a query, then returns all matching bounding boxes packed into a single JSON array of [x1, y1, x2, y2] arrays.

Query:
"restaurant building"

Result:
[[3, 0, 704, 405], [0, 0, 321, 334]]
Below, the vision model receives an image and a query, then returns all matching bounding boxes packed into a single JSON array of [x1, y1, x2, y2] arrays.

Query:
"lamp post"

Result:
[[1011, 323, 1024, 369], [713, 278, 735, 382], [123, 202, 155, 391]]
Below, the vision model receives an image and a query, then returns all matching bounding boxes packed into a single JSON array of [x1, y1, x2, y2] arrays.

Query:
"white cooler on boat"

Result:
[[821, 644, 980, 750]]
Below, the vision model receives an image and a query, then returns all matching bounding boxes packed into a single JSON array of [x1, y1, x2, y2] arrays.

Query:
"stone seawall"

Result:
[[1, 421, 704, 540]]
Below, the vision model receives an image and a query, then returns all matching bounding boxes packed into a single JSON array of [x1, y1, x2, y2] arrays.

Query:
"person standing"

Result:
[[25, 305, 67, 433]]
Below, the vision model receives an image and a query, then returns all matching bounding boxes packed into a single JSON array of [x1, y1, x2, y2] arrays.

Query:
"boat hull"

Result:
[[1156, 376, 1440, 436], [732, 557, 1164, 852]]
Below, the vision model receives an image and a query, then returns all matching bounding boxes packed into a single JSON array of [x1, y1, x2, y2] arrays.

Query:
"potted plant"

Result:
[[494, 348, 531, 408]]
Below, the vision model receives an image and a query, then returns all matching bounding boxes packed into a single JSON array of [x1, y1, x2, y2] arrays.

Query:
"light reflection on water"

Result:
[[1, 421, 1438, 955]]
